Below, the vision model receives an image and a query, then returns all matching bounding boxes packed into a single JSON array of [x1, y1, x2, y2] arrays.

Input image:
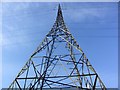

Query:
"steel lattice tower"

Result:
[[8, 4, 106, 90]]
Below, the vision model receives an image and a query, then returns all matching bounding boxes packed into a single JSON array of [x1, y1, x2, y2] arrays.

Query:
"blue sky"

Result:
[[2, 2, 118, 88], [1, 0, 119, 2]]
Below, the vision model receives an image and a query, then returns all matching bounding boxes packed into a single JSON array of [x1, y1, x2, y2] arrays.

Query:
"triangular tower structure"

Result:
[[8, 4, 106, 90]]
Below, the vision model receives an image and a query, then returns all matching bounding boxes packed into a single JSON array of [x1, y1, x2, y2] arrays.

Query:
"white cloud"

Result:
[[65, 7, 107, 23], [2, 3, 113, 49], [2, 32, 31, 49]]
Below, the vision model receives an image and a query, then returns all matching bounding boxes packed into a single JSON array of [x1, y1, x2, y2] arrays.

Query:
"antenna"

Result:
[[8, 4, 106, 90]]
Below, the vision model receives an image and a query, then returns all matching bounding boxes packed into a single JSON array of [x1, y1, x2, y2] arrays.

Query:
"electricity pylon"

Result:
[[8, 4, 106, 90]]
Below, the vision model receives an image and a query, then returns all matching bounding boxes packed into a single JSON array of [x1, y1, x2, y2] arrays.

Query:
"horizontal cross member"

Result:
[[16, 74, 96, 79]]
